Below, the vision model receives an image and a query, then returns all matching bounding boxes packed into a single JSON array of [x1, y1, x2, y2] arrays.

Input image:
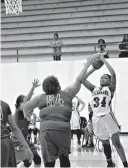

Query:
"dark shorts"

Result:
[[40, 130, 71, 163], [33, 128, 39, 135], [1, 137, 16, 167], [28, 128, 32, 134]]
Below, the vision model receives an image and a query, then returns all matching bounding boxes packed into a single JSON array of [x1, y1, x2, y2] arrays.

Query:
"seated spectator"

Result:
[[96, 39, 109, 58], [119, 34, 128, 58]]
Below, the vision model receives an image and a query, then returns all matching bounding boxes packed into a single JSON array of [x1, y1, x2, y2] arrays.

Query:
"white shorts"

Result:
[[70, 112, 80, 130], [92, 112, 120, 140]]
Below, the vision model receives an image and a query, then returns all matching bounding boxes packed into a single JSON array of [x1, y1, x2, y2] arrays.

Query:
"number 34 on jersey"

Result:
[[47, 94, 64, 107]]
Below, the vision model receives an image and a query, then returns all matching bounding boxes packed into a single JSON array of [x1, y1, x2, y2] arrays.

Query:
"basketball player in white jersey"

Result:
[[70, 96, 85, 144], [30, 113, 40, 144], [82, 55, 128, 167]]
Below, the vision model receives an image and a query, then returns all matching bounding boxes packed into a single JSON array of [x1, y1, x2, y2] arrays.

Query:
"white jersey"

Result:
[[70, 110, 80, 130], [70, 98, 80, 130], [91, 86, 111, 117]]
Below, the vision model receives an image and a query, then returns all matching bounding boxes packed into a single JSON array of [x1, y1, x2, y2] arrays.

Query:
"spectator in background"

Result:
[[96, 39, 109, 58], [119, 34, 128, 58], [49, 33, 63, 61]]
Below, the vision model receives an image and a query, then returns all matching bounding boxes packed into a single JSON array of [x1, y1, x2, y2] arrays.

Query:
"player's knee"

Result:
[[112, 138, 122, 148], [111, 133, 122, 148], [33, 154, 41, 165]]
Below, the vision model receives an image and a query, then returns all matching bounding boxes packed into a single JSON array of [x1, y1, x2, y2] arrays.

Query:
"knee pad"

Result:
[[33, 154, 41, 165], [23, 160, 32, 167]]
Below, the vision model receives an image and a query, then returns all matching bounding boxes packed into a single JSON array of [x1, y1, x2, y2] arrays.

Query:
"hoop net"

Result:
[[4, 0, 22, 15]]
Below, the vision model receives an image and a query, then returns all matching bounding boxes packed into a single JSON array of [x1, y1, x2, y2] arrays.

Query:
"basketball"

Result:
[[92, 59, 104, 69], [87, 53, 104, 69]]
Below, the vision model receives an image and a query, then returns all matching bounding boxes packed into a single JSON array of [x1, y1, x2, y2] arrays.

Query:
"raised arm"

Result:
[[24, 79, 40, 103], [100, 55, 116, 93], [82, 67, 97, 92], [64, 61, 92, 99], [20, 79, 40, 111], [23, 95, 41, 121]]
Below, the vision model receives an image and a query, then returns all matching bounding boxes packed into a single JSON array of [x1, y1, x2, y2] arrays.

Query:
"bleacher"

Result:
[[1, 0, 128, 63]]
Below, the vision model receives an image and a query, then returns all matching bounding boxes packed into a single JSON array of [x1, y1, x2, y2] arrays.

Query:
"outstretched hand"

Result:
[[99, 54, 105, 62], [93, 53, 101, 61], [32, 79, 41, 88]]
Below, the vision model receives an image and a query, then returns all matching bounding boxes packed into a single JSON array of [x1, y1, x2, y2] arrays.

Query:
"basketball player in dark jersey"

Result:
[[0, 100, 33, 167], [82, 55, 128, 167], [23, 60, 94, 167], [12, 79, 41, 167]]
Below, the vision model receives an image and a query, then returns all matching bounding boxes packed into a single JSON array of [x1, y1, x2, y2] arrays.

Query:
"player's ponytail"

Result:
[[15, 95, 25, 109]]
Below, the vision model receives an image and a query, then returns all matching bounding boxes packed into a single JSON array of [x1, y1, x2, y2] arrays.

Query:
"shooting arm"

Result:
[[64, 61, 92, 99], [82, 67, 96, 92], [101, 56, 116, 93]]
